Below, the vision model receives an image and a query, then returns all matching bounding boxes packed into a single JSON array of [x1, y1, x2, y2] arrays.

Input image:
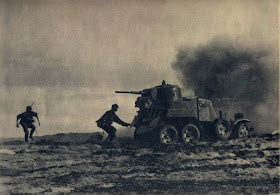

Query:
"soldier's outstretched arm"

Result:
[[113, 114, 130, 127], [36, 115, 40, 126], [16, 114, 21, 127]]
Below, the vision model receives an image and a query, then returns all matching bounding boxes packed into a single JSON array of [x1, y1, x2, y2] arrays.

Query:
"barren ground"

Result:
[[0, 133, 279, 194]]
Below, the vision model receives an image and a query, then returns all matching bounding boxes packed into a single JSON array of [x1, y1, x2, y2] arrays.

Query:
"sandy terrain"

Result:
[[0, 132, 279, 194]]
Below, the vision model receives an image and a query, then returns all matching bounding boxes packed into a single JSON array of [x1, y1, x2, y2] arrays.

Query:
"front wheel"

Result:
[[234, 122, 249, 138], [181, 124, 200, 144], [214, 120, 232, 140], [158, 125, 178, 144]]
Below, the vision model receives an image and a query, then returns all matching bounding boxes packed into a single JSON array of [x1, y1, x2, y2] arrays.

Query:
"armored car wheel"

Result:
[[214, 119, 232, 140], [181, 124, 200, 144], [158, 125, 178, 144], [234, 122, 249, 138]]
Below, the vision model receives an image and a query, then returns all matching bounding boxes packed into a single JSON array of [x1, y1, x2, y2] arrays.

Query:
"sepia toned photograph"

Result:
[[0, 0, 279, 194]]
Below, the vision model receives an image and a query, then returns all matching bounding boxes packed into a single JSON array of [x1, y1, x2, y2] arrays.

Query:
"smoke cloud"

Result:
[[172, 37, 279, 133]]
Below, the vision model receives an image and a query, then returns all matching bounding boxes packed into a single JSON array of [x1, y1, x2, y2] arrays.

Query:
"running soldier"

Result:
[[16, 106, 40, 142], [96, 104, 130, 142]]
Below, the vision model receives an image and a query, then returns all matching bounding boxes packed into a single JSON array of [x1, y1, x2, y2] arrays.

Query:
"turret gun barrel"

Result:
[[115, 91, 141, 94]]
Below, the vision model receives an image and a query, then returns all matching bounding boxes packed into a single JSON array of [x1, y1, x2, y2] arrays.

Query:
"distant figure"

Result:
[[96, 104, 130, 142], [16, 106, 40, 142]]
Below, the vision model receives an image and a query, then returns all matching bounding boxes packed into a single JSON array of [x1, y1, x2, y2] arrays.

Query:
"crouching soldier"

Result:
[[96, 104, 130, 142], [16, 106, 40, 142]]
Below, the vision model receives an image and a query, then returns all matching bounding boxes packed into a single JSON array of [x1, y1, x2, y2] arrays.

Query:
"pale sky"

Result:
[[0, 0, 278, 137]]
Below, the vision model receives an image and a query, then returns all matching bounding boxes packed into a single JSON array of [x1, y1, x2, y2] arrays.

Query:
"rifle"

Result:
[[30, 101, 35, 107]]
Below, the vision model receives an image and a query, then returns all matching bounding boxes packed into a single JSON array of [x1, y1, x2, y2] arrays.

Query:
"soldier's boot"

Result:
[[110, 133, 116, 141], [25, 133, 28, 142], [30, 129, 35, 140], [23, 126, 29, 142], [103, 136, 111, 143], [29, 127, 35, 140]]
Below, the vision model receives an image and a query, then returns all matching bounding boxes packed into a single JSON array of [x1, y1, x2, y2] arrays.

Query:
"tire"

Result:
[[158, 125, 178, 144], [234, 122, 249, 139], [181, 124, 201, 144], [214, 119, 232, 140]]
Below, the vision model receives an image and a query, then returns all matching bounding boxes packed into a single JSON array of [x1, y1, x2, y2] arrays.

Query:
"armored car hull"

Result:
[[116, 81, 253, 144]]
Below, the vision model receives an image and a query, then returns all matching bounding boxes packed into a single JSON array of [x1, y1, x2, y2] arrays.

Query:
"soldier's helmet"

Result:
[[112, 104, 119, 111], [26, 106, 32, 112]]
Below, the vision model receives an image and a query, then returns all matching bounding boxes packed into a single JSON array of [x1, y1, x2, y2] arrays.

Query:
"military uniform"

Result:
[[97, 107, 129, 141], [17, 107, 40, 142]]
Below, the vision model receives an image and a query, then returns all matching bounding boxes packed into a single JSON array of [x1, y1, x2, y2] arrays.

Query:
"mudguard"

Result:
[[233, 119, 250, 126]]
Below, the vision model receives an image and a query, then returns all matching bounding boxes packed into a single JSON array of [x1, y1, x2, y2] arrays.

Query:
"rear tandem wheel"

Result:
[[214, 119, 232, 140], [234, 122, 250, 139]]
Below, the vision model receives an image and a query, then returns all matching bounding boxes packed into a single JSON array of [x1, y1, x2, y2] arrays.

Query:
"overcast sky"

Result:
[[0, 0, 278, 138]]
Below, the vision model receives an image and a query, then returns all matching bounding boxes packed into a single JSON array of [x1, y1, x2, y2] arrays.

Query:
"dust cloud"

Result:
[[172, 37, 279, 133]]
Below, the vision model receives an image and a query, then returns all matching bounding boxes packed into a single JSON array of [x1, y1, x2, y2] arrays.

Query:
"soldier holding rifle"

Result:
[[16, 105, 40, 142]]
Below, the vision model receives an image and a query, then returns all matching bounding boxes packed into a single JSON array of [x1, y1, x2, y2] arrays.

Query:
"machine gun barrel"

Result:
[[115, 91, 142, 94]]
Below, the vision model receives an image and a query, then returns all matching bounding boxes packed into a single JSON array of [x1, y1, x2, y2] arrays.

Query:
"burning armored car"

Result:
[[116, 81, 253, 144]]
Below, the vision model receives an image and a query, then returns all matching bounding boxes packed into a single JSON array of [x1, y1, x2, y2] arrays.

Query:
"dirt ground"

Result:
[[0, 133, 279, 194]]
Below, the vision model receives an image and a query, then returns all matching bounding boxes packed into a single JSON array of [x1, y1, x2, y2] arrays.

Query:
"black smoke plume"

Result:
[[172, 37, 279, 133]]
